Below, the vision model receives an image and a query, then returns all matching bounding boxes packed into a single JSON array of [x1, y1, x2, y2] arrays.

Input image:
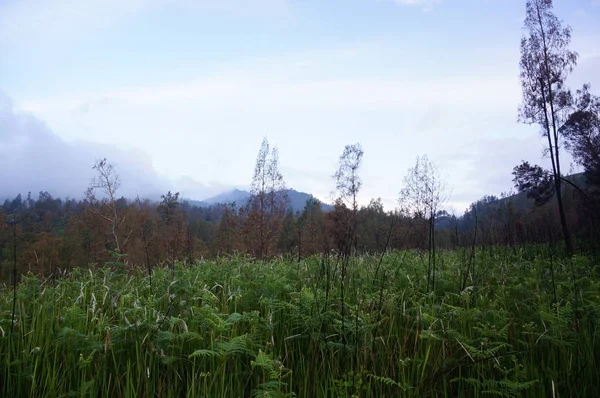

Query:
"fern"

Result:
[[451, 377, 538, 397]]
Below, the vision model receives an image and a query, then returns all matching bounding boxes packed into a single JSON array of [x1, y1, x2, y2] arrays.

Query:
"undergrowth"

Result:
[[0, 247, 598, 397]]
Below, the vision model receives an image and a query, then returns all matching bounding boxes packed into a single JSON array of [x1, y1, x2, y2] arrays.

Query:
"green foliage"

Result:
[[0, 248, 598, 397]]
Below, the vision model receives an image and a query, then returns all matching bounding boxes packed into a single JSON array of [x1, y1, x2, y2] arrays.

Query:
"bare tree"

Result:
[[332, 142, 363, 374], [399, 155, 448, 292], [86, 158, 131, 254], [157, 191, 183, 269], [333, 143, 363, 255], [245, 138, 288, 259], [517, 0, 578, 256]]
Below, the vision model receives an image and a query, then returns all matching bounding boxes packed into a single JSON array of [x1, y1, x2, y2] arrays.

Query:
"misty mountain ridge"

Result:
[[202, 189, 251, 206], [433, 172, 591, 230], [192, 188, 333, 213]]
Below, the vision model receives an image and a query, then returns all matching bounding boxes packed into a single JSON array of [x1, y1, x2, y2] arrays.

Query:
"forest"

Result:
[[0, 137, 598, 279], [1, 0, 599, 397]]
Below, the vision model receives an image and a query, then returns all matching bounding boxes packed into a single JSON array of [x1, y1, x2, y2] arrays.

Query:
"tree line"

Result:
[[1, 0, 598, 280]]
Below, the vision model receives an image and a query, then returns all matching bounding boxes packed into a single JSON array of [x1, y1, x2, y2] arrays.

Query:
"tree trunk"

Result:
[[535, 1, 574, 257]]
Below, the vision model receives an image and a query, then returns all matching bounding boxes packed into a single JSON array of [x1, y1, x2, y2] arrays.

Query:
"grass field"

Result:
[[1, 247, 599, 397]]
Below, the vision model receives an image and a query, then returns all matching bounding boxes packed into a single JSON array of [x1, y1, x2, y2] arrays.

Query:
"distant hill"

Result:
[[287, 189, 333, 212], [201, 188, 333, 213], [432, 173, 591, 230], [495, 172, 589, 212], [202, 189, 251, 206], [453, 172, 591, 222]]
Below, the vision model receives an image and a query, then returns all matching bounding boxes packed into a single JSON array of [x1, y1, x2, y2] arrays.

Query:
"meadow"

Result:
[[0, 247, 598, 397]]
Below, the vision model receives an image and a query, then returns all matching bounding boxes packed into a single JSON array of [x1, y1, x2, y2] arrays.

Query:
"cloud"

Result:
[[12, 40, 525, 211], [23, 74, 519, 116], [385, 0, 431, 4], [0, 0, 288, 47], [383, 0, 440, 11], [15, 71, 522, 206], [0, 0, 156, 45], [0, 91, 228, 201]]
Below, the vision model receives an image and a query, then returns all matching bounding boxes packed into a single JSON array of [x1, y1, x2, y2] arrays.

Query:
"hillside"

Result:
[[202, 189, 251, 206], [201, 188, 333, 212], [497, 172, 588, 212], [433, 173, 591, 230], [451, 172, 592, 224]]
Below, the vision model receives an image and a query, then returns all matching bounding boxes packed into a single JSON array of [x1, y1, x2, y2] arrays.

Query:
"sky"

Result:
[[1, 0, 599, 213]]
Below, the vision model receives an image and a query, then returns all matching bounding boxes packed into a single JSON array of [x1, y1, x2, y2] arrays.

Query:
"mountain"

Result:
[[494, 172, 588, 212], [202, 189, 251, 206], [429, 173, 592, 230], [201, 188, 333, 212], [174, 176, 235, 202], [454, 172, 592, 223], [287, 189, 333, 212]]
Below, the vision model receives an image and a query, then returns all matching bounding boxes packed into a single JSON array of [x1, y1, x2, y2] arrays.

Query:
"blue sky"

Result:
[[1, 0, 599, 211]]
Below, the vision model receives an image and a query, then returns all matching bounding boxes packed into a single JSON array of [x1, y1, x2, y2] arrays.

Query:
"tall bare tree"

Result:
[[333, 143, 363, 255], [245, 138, 288, 259], [332, 142, 363, 372], [399, 155, 447, 292], [86, 158, 131, 254], [517, 0, 578, 256]]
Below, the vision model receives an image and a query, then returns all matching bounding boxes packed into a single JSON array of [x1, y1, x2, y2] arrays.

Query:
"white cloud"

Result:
[[383, 0, 440, 11], [22, 75, 520, 115], [4, 0, 597, 212], [0, 91, 231, 200], [15, 72, 521, 201], [10, 37, 526, 208], [386, 0, 428, 4], [0, 0, 155, 45], [0, 0, 288, 47]]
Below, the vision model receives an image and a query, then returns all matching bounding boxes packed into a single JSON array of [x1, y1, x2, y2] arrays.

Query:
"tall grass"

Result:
[[0, 248, 598, 397]]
